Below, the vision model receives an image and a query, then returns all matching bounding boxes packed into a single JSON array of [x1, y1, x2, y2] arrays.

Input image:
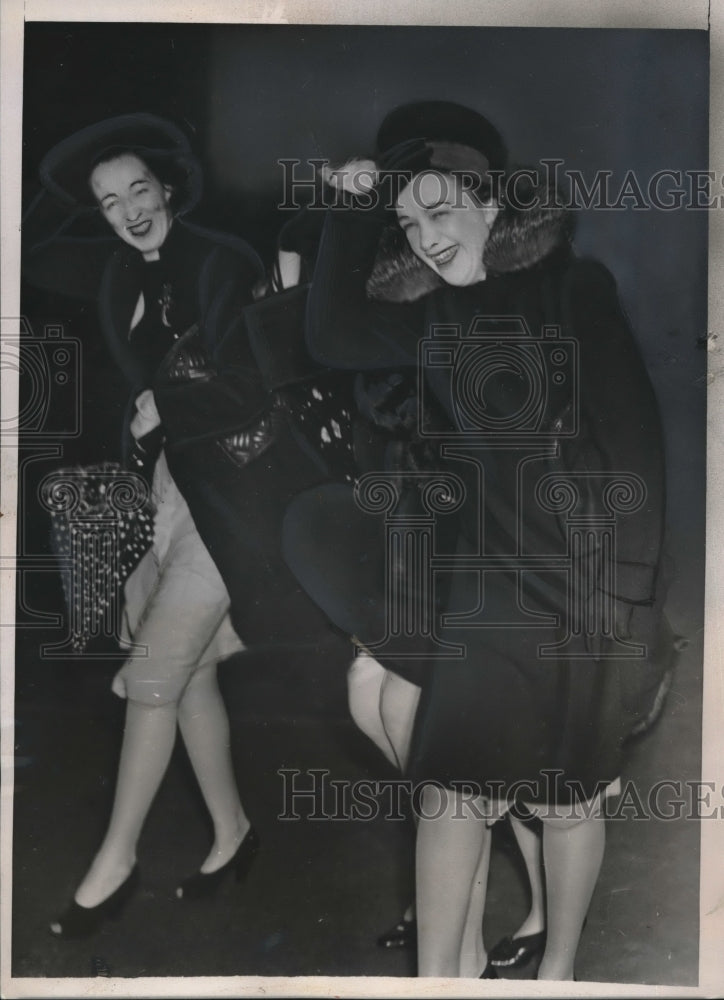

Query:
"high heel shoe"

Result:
[[49, 866, 140, 940], [175, 826, 259, 900], [489, 929, 546, 968]]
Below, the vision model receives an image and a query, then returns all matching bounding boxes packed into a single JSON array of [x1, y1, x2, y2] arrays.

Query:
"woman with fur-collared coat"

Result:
[[285, 101, 672, 980]]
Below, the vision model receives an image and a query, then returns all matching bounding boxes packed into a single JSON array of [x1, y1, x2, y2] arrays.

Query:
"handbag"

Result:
[[42, 461, 155, 652], [156, 321, 278, 468]]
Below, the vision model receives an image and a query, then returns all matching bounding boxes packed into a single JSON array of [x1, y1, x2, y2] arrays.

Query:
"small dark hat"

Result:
[[375, 100, 507, 174], [39, 112, 202, 214]]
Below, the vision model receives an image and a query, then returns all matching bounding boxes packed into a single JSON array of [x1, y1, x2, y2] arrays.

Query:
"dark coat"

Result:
[[22, 204, 265, 456], [22, 202, 355, 657], [305, 198, 664, 610], [161, 284, 361, 651], [288, 190, 672, 802]]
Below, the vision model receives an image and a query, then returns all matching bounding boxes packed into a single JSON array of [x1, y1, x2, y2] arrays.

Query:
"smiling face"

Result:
[[90, 153, 173, 260], [395, 171, 498, 287]]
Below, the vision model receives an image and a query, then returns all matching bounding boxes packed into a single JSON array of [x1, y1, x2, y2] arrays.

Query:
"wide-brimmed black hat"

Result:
[[38, 112, 203, 214], [376, 100, 507, 177]]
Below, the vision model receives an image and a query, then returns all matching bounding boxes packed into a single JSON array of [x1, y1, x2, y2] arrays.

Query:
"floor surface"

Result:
[[11, 613, 702, 986]]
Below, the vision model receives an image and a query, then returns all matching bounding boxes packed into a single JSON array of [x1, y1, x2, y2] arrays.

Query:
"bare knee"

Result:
[[418, 783, 459, 822], [347, 656, 386, 731], [122, 680, 186, 709], [115, 656, 209, 710], [379, 672, 420, 731], [124, 696, 179, 724], [177, 663, 221, 722], [379, 674, 420, 769]]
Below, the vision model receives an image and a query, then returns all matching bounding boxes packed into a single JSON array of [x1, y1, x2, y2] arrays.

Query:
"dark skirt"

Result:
[[406, 539, 675, 807], [282, 482, 463, 686], [166, 418, 353, 663], [283, 482, 674, 804]]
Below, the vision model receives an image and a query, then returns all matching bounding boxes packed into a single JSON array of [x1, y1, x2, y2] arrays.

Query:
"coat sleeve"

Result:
[[563, 259, 666, 606], [21, 188, 116, 300], [195, 233, 264, 351], [306, 206, 426, 370], [152, 239, 269, 449]]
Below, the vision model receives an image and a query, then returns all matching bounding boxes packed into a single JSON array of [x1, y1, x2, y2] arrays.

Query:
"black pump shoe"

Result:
[[377, 915, 417, 950], [176, 826, 259, 900], [49, 866, 140, 939], [489, 929, 546, 968], [480, 962, 499, 978]]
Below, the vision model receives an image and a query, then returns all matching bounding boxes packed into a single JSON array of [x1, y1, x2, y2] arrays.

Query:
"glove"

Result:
[[130, 389, 161, 439], [319, 158, 379, 195]]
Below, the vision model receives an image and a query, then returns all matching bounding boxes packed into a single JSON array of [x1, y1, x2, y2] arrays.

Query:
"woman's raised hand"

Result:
[[319, 159, 379, 195]]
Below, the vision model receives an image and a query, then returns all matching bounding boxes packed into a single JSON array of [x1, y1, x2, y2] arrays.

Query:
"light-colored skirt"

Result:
[[114, 451, 243, 705]]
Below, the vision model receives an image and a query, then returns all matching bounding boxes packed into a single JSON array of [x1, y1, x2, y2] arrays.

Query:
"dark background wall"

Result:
[[20, 20, 708, 644]]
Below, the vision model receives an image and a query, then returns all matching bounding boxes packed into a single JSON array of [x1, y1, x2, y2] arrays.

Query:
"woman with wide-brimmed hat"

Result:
[[23, 113, 268, 936], [24, 112, 388, 941], [285, 100, 673, 979]]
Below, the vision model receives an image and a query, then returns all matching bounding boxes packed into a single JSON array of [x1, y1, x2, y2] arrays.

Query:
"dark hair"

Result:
[[88, 145, 201, 215]]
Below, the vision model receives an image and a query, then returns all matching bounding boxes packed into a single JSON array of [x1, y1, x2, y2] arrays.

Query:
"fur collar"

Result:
[[366, 180, 574, 303]]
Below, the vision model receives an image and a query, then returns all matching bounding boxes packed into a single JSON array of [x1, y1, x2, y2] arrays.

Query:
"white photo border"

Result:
[[1, 2, 722, 998]]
